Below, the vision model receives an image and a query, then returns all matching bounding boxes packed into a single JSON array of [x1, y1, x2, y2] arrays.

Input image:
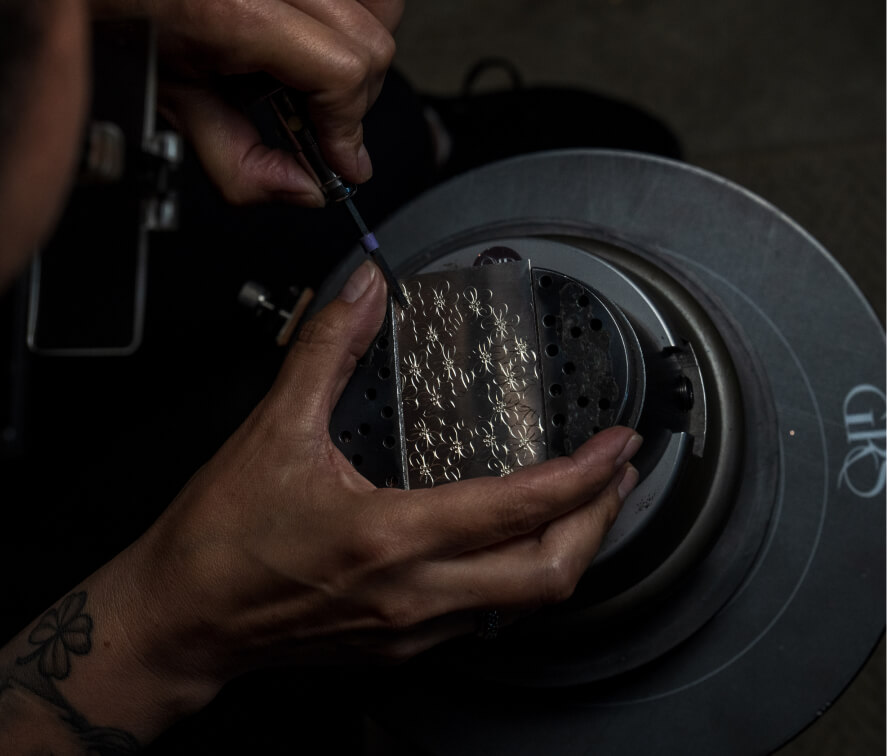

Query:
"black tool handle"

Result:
[[265, 89, 355, 203], [228, 73, 356, 204]]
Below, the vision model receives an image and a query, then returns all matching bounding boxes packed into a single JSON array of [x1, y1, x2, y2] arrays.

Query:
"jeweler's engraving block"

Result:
[[395, 262, 546, 487]]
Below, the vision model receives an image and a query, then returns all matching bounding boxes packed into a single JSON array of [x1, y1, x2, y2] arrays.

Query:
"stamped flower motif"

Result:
[[508, 421, 545, 465], [433, 343, 473, 397], [485, 383, 539, 429], [423, 322, 441, 349], [402, 350, 425, 388], [486, 383, 523, 425], [475, 341, 495, 374], [483, 304, 518, 341], [463, 286, 492, 320], [439, 420, 475, 467], [489, 455, 516, 477], [438, 343, 458, 381], [487, 386, 516, 425], [473, 420, 503, 459], [17, 592, 92, 680], [472, 336, 506, 376], [428, 288, 464, 339], [472, 420, 507, 464], [429, 282, 452, 317], [413, 377, 455, 415], [409, 418, 438, 449], [494, 358, 528, 393], [509, 336, 535, 364], [425, 381, 452, 411], [410, 450, 444, 486]]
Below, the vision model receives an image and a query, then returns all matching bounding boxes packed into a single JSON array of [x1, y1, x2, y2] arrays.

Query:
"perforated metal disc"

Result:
[[314, 151, 885, 756]]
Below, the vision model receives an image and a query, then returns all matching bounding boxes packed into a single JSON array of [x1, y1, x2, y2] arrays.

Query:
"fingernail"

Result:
[[357, 144, 373, 182], [617, 465, 639, 501], [615, 433, 643, 468], [339, 260, 377, 303]]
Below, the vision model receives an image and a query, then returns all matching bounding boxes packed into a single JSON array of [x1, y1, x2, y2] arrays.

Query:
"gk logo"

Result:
[[838, 384, 886, 499]]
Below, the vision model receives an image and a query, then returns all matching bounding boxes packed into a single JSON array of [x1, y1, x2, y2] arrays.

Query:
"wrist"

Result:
[[43, 534, 227, 745], [90, 533, 228, 733]]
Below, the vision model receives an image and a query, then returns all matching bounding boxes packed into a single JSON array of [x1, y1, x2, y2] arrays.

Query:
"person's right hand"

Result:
[[91, 0, 403, 205]]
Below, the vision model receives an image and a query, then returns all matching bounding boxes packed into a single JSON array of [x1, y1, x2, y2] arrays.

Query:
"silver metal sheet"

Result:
[[396, 261, 545, 486]]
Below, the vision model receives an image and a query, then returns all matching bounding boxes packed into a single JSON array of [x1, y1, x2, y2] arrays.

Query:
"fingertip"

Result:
[[338, 259, 378, 303], [324, 139, 373, 184], [336, 259, 388, 329], [615, 433, 643, 468], [617, 464, 640, 501], [572, 427, 643, 470], [315, 122, 371, 184], [273, 260, 388, 420]]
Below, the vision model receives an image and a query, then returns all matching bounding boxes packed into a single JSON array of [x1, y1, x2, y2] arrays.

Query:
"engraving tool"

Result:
[[266, 88, 407, 308]]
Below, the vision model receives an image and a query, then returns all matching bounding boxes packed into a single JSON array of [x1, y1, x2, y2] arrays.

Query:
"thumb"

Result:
[[268, 260, 388, 429]]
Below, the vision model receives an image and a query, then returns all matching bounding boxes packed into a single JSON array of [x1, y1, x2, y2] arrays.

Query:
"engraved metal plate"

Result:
[[397, 262, 544, 486], [331, 259, 636, 488]]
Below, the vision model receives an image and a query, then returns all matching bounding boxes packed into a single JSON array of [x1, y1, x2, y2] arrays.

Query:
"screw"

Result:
[[675, 376, 694, 411]]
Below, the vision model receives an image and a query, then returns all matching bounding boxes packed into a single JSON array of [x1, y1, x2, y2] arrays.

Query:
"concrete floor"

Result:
[[392, 0, 885, 754]]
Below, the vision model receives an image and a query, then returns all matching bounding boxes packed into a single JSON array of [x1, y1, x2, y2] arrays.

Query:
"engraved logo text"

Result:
[[838, 384, 886, 499]]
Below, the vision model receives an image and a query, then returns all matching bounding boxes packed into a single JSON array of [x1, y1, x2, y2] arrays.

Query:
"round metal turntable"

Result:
[[315, 151, 885, 755]]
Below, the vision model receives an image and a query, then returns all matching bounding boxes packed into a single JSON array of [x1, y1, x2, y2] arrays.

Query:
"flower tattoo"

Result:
[[17, 592, 93, 680]]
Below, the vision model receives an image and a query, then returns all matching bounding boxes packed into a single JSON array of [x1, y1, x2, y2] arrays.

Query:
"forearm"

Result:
[[0, 537, 221, 754]]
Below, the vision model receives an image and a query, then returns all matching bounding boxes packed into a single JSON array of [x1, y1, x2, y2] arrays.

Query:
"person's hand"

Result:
[[0, 260, 640, 748], [123, 260, 641, 690], [90, 0, 403, 205]]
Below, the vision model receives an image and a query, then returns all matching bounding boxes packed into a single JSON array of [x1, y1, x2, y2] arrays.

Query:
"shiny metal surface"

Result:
[[397, 262, 546, 486]]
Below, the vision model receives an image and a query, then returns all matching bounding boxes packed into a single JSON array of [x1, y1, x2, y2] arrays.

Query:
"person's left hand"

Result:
[[0, 259, 639, 749], [91, 0, 404, 206]]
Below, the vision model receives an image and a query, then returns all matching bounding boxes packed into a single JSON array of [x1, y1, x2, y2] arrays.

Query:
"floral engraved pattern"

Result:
[[403, 351, 426, 386], [430, 284, 450, 316], [438, 344, 458, 380], [511, 336, 533, 363], [494, 358, 528, 393], [483, 304, 518, 341], [398, 263, 546, 487], [463, 286, 492, 320], [409, 418, 437, 449], [508, 421, 545, 466], [440, 420, 476, 467], [423, 323, 441, 349], [474, 340, 496, 375], [409, 450, 442, 486], [475, 420, 503, 460]]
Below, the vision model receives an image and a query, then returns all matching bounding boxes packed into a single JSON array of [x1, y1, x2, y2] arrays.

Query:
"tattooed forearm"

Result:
[[0, 592, 141, 755]]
